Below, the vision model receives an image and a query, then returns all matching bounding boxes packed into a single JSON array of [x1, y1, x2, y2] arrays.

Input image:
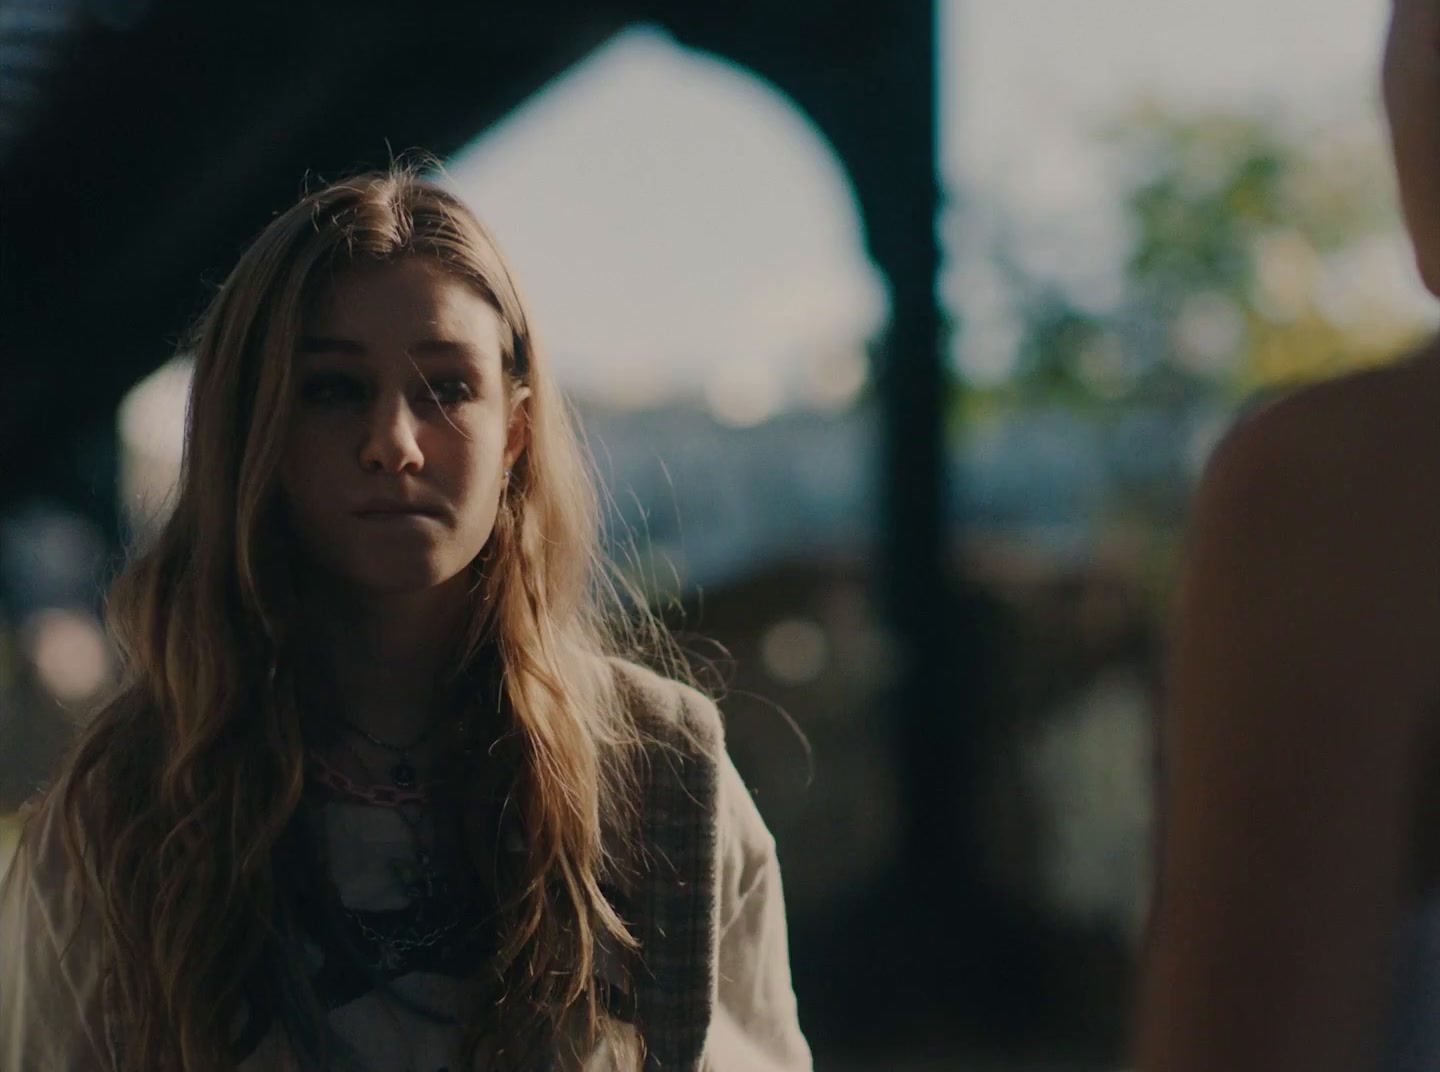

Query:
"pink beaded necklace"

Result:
[[304, 749, 438, 808]]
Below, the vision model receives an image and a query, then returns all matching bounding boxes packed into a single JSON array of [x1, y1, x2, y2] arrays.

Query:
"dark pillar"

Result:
[[862, 0, 976, 918], [676, 0, 991, 1022]]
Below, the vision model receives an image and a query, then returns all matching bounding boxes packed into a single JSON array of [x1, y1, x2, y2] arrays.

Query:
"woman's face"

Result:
[[279, 256, 527, 596]]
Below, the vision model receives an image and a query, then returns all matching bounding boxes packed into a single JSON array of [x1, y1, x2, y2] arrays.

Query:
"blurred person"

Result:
[[1133, 5, 1440, 1069], [0, 168, 810, 1072]]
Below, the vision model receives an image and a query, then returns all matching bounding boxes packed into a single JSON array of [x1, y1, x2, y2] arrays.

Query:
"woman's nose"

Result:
[[359, 395, 424, 474]]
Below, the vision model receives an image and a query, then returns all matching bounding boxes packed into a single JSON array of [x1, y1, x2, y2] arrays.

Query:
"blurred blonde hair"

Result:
[[40, 165, 683, 1070]]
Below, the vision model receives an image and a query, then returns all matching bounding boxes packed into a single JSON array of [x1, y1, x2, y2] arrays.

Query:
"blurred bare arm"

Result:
[[1133, 388, 1433, 1071]]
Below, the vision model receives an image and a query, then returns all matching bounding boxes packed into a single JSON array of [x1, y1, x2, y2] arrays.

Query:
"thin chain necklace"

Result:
[[308, 744, 433, 806], [332, 713, 447, 791]]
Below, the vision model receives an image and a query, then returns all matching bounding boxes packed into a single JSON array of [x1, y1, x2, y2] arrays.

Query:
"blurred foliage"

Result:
[[955, 105, 1432, 529], [1117, 108, 1420, 394], [1019, 109, 1421, 407]]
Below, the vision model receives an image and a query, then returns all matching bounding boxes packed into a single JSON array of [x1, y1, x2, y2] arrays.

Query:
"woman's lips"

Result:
[[352, 498, 445, 519], [354, 509, 439, 520]]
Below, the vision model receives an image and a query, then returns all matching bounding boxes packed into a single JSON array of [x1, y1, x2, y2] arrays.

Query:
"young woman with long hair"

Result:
[[1132, 4, 1440, 1069], [0, 168, 811, 1072]]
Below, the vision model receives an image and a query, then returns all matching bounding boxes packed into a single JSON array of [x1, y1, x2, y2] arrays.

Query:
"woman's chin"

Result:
[[322, 557, 469, 599]]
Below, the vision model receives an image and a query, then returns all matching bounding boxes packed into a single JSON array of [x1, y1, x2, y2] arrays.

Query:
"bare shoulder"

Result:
[[1211, 344, 1440, 512], [1192, 345, 1440, 699], [1136, 347, 1440, 1069]]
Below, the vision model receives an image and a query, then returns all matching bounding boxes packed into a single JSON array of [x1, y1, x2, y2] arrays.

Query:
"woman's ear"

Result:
[[504, 386, 531, 472], [1385, 1, 1440, 296]]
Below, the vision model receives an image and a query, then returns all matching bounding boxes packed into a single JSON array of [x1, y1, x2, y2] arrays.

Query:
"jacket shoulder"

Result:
[[606, 656, 724, 756], [8, 787, 78, 896], [1, 786, 116, 1069]]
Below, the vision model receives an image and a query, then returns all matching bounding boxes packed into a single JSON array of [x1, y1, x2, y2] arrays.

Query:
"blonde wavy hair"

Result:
[[40, 166, 684, 1070]]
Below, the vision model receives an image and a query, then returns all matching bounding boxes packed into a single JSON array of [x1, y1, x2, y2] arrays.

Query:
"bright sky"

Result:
[[947, 0, 1392, 197], [944, 1, 1425, 325], [444, 31, 885, 419]]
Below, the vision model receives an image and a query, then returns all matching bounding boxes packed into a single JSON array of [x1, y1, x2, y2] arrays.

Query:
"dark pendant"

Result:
[[392, 762, 417, 789], [378, 941, 403, 972]]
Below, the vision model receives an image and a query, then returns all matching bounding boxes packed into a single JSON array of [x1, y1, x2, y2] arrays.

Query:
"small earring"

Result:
[[504, 467, 514, 480]]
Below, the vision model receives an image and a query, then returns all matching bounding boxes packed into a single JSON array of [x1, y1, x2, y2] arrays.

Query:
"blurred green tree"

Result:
[[1115, 107, 1418, 398], [958, 105, 1430, 529]]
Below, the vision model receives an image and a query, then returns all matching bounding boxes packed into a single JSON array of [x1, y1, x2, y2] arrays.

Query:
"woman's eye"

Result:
[[299, 373, 365, 405], [422, 379, 476, 406]]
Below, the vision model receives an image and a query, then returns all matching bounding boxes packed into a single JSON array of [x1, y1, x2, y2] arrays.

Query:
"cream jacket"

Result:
[[0, 660, 811, 1071]]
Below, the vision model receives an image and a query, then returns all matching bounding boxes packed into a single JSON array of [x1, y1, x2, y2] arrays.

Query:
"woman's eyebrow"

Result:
[[296, 337, 488, 361], [410, 339, 489, 362], [298, 335, 366, 355]]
